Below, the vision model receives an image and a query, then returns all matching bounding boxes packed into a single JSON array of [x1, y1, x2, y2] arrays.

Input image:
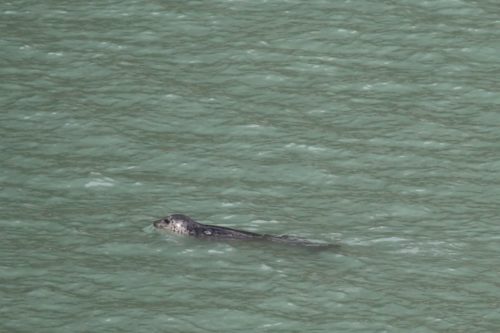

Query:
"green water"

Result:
[[2, 1, 500, 332]]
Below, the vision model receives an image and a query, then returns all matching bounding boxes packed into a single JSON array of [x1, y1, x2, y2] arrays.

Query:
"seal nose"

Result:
[[153, 219, 167, 228]]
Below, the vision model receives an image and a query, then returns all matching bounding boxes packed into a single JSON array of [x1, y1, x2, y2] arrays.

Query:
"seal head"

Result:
[[153, 214, 197, 235]]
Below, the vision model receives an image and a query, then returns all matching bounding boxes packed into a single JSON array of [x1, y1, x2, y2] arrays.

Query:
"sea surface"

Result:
[[2, 1, 500, 332]]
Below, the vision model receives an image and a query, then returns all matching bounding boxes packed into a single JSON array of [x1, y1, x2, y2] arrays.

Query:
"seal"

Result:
[[153, 213, 339, 248]]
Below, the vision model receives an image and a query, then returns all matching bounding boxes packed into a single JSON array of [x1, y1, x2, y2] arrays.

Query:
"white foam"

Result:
[[84, 176, 115, 188], [285, 142, 326, 152], [260, 264, 273, 271], [371, 237, 407, 243]]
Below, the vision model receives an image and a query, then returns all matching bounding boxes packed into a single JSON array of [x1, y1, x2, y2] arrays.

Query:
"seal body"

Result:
[[154, 214, 273, 239], [153, 214, 339, 248]]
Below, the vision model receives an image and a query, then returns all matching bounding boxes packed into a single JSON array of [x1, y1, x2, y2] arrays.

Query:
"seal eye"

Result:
[[153, 218, 170, 228]]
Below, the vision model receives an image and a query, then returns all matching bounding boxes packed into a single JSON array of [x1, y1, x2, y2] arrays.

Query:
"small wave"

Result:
[[285, 142, 326, 152], [84, 179, 115, 188], [84, 173, 115, 188]]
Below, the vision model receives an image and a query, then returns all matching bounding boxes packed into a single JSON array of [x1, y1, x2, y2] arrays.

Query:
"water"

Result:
[[2, 0, 500, 332]]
